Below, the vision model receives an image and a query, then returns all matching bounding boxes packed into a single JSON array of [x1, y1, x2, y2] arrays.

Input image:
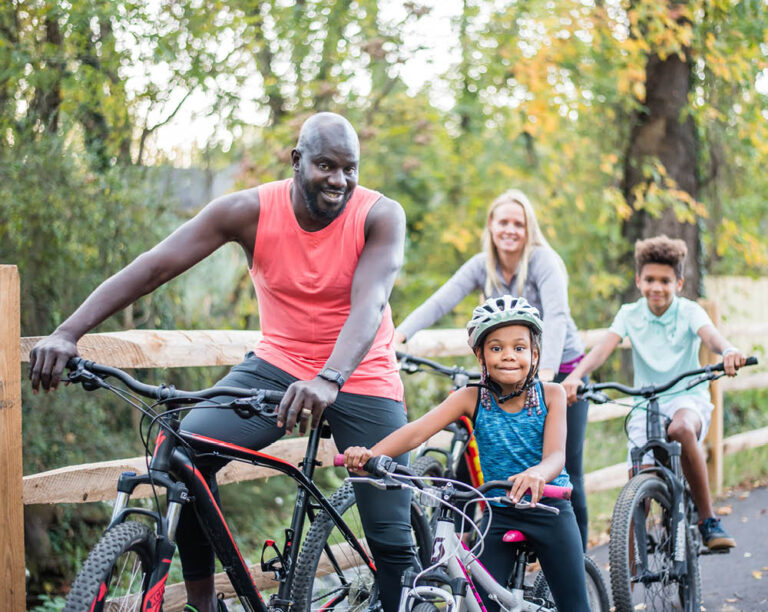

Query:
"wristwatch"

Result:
[[317, 367, 345, 390]]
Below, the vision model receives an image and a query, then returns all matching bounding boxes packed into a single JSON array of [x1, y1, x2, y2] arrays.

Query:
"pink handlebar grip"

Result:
[[333, 453, 345, 467], [541, 484, 571, 500]]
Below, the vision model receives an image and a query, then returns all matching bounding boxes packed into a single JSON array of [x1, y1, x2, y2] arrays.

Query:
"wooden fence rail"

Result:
[[3, 264, 767, 610]]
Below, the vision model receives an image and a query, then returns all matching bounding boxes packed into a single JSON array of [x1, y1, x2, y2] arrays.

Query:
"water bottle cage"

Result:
[[260, 538, 286, 581]]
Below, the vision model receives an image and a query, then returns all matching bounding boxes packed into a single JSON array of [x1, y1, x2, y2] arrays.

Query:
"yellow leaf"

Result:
[[753, 571, 763, 580], [716, 505, 732, 516]]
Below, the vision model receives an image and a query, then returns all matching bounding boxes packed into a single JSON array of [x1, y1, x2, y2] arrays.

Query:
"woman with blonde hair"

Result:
[[395, 189, 590, 549]]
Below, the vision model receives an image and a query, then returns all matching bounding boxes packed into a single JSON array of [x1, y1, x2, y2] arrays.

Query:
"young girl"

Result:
[[344, 296, 589, 611]]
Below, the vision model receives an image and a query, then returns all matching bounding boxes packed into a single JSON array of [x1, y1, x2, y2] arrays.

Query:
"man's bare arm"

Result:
[[29, 190, 260, 390], [329, 196, 406, 378]]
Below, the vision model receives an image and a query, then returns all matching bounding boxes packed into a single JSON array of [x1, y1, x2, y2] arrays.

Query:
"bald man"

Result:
[[30, 113, 415, 612]]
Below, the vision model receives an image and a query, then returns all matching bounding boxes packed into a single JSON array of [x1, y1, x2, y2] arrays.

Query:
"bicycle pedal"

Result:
[[699, 546, 731, 555]]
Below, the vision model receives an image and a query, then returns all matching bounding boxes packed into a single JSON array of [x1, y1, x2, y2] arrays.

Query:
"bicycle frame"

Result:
[[625, 393, 691, 581], [399, 504, 551, 612], [110, 409, 374, 612]]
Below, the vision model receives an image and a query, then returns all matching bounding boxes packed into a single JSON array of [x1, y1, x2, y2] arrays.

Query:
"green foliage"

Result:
[[4, 0, 768, 604], [724, 388, 768, 437], [29, 593, 66, 612]]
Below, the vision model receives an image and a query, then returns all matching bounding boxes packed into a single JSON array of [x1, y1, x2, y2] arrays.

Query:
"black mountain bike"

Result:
[[578, 356, 758, 612], [61, 357, 432, 612]]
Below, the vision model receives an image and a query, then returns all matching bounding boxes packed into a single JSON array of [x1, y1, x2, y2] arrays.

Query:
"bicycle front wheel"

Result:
[[291, 481, 432, 611], [530, 554, 610, 611], [64, 521, 158, 612], [609, 473, 701, 612]]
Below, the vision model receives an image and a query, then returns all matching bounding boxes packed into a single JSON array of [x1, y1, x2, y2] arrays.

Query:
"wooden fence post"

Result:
[[700, 299, 724, 496], [0, 265, 25, 610]]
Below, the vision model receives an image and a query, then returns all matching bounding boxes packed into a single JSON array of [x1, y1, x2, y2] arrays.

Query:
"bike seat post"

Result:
[[300, 419, 326, 479]]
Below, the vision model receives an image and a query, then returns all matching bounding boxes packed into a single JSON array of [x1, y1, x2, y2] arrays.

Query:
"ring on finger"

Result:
[[301, 408, 312, 419]]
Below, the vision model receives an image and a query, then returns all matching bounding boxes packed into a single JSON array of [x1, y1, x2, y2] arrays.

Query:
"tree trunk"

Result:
[[622, 9, 700, 298]]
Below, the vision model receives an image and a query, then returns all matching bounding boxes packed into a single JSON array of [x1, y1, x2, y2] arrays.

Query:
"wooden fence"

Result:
[[2, 264, 767, 610]]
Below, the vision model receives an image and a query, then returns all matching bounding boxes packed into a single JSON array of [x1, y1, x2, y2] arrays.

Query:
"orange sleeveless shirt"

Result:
[[250, 179, 403, 401]]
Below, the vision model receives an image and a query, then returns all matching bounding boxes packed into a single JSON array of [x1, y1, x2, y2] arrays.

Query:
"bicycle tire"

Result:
[[608, 473, 701, 611], [64, 521, 157, 612], [531, 555, 611, 612], [291, 480, 433, 611], [411, 603, 440, 612], [530, 554, 610, 611], [411, 455, 445, 530]]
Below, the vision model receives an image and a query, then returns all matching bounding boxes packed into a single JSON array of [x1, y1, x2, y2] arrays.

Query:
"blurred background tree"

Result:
[[1, 0, 766, 605]]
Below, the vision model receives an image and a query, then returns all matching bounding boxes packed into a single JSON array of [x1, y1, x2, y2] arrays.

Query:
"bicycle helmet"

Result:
[[467, 296, 544, 410], [467, 295, 543, 350]]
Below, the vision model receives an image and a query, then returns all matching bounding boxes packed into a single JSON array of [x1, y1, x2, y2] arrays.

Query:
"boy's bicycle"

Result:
[[60, 358, 433, 612], [336, 455, 610, 611], [578, 356, 758, 612]]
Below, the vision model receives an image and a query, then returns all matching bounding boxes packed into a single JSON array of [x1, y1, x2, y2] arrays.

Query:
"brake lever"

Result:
[[344, 476, 404, 491], [685, 372, 720, 390], [580, 390, 610, 404], [231, 396, 279, 420], [485, 496, 560, 515], [399, 361, 420, 374], [65, 366, 106, 392], [513, 500, 560, 515]]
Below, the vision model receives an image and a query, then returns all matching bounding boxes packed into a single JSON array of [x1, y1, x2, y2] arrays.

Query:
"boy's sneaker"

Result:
[[698, 517, 736, 550]]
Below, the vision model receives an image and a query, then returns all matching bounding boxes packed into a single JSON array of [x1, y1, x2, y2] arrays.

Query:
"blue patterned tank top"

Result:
[[473, 381, 570, 504]]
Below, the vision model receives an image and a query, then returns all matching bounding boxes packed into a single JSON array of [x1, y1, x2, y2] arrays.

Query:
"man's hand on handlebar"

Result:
[[277, 377, 338, 435], [28, 332, 79, 392]]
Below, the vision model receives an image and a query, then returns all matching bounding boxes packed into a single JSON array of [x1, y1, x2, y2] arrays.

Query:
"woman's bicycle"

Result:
[[578, 356, 758, 612], [335, 455, 610, 611], [396, 352, 482, 489], [60, 357, 433, 612]]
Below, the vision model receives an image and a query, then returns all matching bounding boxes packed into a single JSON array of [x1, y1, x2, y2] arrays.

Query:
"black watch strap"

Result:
[[317, 367, 345, 389]]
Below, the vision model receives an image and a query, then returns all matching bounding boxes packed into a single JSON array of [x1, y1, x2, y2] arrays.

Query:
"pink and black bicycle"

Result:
[[339, 454, 610, 612]]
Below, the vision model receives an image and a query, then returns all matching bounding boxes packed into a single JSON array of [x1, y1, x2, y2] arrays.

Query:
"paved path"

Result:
[[588, 483, 768, 611]]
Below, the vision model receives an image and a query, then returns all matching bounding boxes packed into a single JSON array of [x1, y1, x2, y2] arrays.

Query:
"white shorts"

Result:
[[626, 394, 713, 465]]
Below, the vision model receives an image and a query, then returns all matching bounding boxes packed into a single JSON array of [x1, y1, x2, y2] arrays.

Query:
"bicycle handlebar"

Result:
[[65, 357, 285, 405], [396, 351, 481, 382], [332, 454, 571, 501], [577, 356, 758, 402]]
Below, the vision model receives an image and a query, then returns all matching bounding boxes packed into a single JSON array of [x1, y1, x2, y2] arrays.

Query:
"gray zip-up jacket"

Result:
[[396, 247, 584, 372]]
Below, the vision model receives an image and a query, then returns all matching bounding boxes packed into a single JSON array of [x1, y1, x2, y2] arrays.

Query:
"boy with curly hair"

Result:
[[563, 235, 746, 549]]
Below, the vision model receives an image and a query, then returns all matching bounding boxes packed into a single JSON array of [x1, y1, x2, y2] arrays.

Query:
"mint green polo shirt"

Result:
[[609, 296, 713, 404]]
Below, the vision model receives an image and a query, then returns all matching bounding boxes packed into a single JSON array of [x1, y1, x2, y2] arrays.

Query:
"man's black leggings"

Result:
[[556, 371, 589, 551], [175, 354, 416, 612], [475, 500, 590, 611]]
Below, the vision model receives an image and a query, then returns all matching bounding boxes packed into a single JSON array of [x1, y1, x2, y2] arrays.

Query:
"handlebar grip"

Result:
[[333, 454, 396, 477], [66, 356, 84, 370], [261, 390, 285, 404], [482, 480, 571, 500], [542, 484, 571, 500], [746, 356, 758, 366]]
